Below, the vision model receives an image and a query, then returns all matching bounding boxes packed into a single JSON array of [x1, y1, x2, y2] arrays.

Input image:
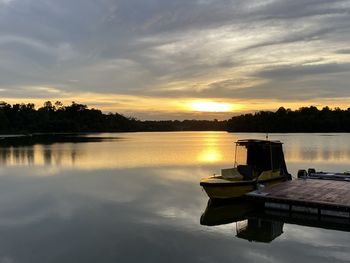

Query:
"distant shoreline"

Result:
[[2, 131, 350, 137], [1, 102, 350, 134]]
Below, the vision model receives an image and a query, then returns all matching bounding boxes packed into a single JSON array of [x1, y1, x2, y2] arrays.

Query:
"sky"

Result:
[[0, 0, 350, 120]]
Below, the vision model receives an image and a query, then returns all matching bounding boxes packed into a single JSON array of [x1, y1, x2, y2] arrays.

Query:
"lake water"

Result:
[[0, 132, 349, 263]]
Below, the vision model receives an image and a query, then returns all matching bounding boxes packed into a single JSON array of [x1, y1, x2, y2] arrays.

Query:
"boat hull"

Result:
[[200, 176, 288, 199], [201, 182, 255, 199]]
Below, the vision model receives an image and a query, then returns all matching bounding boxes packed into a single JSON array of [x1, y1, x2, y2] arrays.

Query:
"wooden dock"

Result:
[[246, 179, 350, 218]]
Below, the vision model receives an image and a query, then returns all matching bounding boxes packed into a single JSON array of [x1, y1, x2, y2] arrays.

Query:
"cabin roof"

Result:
[[236, 139, 282, 145]]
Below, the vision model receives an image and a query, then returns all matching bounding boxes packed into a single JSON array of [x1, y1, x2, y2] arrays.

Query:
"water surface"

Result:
[[0, 132, 349, 263]]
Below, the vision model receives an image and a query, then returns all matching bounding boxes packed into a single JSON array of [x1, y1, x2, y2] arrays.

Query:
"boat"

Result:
[[200, 139, 291, 199], [298, 168, 350, 181]]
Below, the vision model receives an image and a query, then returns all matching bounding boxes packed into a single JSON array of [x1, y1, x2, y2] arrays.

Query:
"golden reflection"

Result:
[[196, 132, 225, 163], [198, 148, 222, 163], [0, 132, 233, 171], [2, 133, 350, 173], [284, 146, 350, 163]]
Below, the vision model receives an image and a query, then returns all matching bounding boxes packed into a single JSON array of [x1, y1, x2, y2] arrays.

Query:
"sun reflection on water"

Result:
[[0, 132, 234, 170], [2, 133, 350, 173], [198, 148, 222, 163]]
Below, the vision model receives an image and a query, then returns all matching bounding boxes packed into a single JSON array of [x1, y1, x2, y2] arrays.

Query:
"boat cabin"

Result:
[[233, 139, 289, 180]]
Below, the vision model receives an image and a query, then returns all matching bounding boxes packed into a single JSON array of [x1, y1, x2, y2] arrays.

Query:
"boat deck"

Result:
[[246, 179, 350, 218]]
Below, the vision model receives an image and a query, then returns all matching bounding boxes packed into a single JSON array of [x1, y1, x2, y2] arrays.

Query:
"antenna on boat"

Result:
[[234, 142, 238, 167]]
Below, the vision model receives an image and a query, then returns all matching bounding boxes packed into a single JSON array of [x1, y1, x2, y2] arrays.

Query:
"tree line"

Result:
[[227, 106, 350, 132], [0, 101, 141, 133], [0, 101, 227, 133], [1, 101, 350, 133]]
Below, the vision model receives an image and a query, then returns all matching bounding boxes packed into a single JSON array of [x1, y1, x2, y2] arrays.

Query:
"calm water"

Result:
[[0, 132, 349, 263]]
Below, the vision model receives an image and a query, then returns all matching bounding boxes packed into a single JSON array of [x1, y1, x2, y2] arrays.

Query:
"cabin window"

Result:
[[271, 145, 282, 170], [246, 144, 272, 174], [235, 142, 287, 175], [235, 145, 248, 166]]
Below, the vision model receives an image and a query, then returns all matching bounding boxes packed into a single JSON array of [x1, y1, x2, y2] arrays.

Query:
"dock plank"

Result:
[[247, 179, 350, 210]]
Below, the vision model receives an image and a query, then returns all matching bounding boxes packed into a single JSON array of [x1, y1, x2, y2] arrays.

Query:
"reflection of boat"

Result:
[[200, 200, 284, 243], [200, 199, 255, 226], [200, 140, 291, 199], [236, 218, 284, 243]]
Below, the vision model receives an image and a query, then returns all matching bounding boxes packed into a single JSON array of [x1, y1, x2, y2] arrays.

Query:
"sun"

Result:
[[190, 101, 233, 112]]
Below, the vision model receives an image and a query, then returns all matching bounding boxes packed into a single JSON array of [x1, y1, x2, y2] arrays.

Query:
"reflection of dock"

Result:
[[247, 179, 350, 218], [261, 209, 350, 232], [200, 197, 350, 244]]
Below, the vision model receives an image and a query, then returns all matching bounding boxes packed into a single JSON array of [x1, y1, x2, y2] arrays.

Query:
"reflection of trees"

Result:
[[0, 145, 82, 166], [13, 147, 21, 164], [285, 146, 350, 162], [43, 147, 52, 165], [27, 148, 34, 164], [71, 146, 77, 165], [0, 148, 10, 165]]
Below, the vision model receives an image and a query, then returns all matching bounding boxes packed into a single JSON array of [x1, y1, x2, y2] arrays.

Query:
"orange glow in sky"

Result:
[[3, 94, 350, 120], [190, 101, 233, 112]]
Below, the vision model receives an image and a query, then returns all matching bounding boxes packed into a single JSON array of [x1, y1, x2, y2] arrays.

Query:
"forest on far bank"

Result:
[[227, 106, 350, 132], [0, 101, 226, 133], [1, 101, 350, 134]]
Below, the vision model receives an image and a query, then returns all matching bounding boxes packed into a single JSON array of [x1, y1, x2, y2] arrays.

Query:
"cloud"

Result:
[[0, 0, 350, 117], [0, 0, 14, 5], [242, 62, 350, 100], [336, 49, 350, 54], [257, 62, 350, 79]]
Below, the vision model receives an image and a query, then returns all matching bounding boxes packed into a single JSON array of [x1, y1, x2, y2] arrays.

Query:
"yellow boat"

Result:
[[200, 139, 291, 199]]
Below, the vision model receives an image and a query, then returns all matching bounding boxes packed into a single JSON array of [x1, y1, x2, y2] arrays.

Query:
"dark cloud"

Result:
[[249, 0, 350, 20], [144, 62, 350, 101], [224, 63, 350, 100], [240, 27, 335, 52], [257, 63, 350, 79], [336, 49, 350, 54]]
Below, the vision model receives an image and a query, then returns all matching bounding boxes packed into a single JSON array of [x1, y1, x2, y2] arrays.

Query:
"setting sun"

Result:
[[190, 101, 233, 112]]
